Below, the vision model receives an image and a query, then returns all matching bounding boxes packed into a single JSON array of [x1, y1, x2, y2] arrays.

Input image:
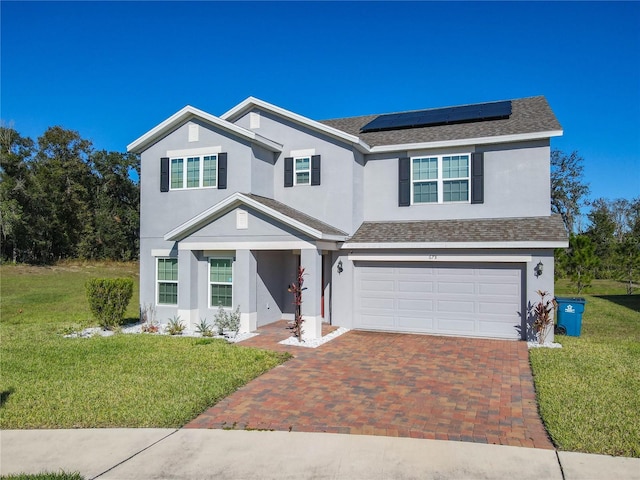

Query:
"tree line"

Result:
[[1, 126, 638, 293], [551, 150, 639, 293], [1, 126, 139, 263]]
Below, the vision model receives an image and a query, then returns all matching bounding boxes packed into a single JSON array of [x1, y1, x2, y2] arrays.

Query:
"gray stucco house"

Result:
[[128, 96, 567, 341]]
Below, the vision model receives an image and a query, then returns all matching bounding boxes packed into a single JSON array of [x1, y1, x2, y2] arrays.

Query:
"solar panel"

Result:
[[361, 100, 512, 133]]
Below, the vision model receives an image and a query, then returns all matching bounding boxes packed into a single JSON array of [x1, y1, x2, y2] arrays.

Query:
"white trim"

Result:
[[220, 97, 371, 153], [240, 312, 258, 333], [190, 240, 315, 252], [177, 309, 198, 328], [302, 315, 322, 340], [167, 146, 222, 157], [369, 130, 564, 154], [316, 240, 341, 251], [342, 241, 569, 249], [164, 192, 347, 242], [127, 105, 282, 154], [290, 148, 315, 157], [348, 254, 532, 263], [151, 249, 174, 257], [293, 156, 311, 186]]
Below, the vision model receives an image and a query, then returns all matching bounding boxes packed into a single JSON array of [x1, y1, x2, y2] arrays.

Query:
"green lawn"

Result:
[[0, 262, 289, 429], [530, 280, 640, 457]]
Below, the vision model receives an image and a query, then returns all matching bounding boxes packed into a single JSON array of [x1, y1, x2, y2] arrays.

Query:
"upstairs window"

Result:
[[294, 157, 311, 185], [412, 154, 470, 204], [170, 154, 218, 189]]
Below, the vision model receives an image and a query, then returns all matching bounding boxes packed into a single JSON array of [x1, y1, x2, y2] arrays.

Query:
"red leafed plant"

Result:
[[287, 266, 306, 341], [533, 290, 557, 344]]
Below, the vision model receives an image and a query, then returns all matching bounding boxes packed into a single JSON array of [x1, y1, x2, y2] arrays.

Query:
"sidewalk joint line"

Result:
[[555, 449, 566, 480], [90, 429, 179, 479]]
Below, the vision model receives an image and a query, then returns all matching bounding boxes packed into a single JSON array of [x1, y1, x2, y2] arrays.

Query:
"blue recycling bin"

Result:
[[555, 297, 586, 337]]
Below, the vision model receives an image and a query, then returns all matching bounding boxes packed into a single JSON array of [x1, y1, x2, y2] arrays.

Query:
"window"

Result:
[[210, 258, 233, 308], [412, 154, 470, 204], [294, 157, 311, 185], [157, 258, 178, 305], [170, 154, 217, 189]]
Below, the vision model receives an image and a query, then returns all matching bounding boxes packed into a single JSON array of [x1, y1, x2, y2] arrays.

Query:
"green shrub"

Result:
[[166, 315, 185, 335], [85, 278, 134, 330]]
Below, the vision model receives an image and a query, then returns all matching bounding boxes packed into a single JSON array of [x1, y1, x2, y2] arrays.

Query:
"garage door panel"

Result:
[[437, 299, 475, 313], [478, 319, 520, 334], [397, 315, 434, 330], [479, 282, 519, 296], [437, 282, 475, 295], [361, 279, 395, 291], [398, 298, 434, 311], [362, 297, 396, 310], [361, 313, 395, 329], [478, 301, 519, 315], [355, 263, 523, 339], [398, 280, 434, 293], [437, 316, 476, 333]]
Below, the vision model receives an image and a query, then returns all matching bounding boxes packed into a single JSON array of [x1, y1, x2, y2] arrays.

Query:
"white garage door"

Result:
[[354, 263, 523, 339]]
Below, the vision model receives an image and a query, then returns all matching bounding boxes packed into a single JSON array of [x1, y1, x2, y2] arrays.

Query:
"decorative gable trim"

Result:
[[127, 105, 283, 154], [164, 192, 347, 242]]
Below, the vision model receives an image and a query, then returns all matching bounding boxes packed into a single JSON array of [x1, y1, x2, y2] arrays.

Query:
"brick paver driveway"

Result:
[[185, 321, 553, 449]]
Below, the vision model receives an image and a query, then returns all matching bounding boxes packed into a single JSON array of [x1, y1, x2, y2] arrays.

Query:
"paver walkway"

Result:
[[185, 321, 553, 449]]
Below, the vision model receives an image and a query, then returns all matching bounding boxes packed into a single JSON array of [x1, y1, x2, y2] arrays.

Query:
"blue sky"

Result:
[[2, 1, 639, 204]]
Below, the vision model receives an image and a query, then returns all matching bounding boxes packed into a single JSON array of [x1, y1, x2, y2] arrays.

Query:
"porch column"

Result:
[[235, 249, 257, 333], [301, 248, 322, 340], [177, 249, 198, 330]]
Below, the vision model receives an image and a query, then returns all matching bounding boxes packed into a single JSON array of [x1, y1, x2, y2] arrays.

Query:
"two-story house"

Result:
[[128, 96, 567, 342]]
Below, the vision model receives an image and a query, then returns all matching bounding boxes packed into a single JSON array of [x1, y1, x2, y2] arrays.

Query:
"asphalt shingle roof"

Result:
[[347, 215, 567, 244], [244, 194, 348, 237], [320, 96, 561, 147]]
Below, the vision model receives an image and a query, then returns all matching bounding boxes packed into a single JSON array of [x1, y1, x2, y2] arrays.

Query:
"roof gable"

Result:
[[127, 105, 283, 154], [164, 192, 347, 242], [220, 97, 370, 153]]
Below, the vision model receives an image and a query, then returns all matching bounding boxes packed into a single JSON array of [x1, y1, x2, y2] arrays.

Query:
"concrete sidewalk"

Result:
[[1, 429, 639, 480]]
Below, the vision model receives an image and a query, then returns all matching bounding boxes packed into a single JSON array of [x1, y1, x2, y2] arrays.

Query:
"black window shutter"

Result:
[[471, 152, 484, 204], [160, 157, 169, 192], [311, 155, 321, 185], [398, 157, 410, 206], [284, 157, 293, 187], [218, 153, 227, 189]]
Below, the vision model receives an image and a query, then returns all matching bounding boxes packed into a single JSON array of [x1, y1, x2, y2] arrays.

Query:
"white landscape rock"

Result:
[[279, 327, 350, 348], [527, 341, 563, 349], [64, 323, 259, 343]]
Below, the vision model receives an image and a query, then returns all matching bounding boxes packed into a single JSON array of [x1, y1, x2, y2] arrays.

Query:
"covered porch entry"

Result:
[[165, 193, 347, 340]]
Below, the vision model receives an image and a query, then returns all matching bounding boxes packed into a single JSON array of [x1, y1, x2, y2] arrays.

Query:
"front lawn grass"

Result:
[[0, 262, 290, 429], [1, 472, 83, 480], [529, 291, 640, 457]]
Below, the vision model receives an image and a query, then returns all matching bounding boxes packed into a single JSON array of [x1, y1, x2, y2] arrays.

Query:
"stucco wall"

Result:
[[234, 109, 363, 234], [363, 140, 551, 221]]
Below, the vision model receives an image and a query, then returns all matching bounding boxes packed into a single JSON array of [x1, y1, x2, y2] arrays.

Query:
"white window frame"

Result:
[[208, 256, 234, 309], [156, 257, 178, 306], [293, 156, 311, 186], [169, 154, 218, 190], [411, 154, 471, 205]]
